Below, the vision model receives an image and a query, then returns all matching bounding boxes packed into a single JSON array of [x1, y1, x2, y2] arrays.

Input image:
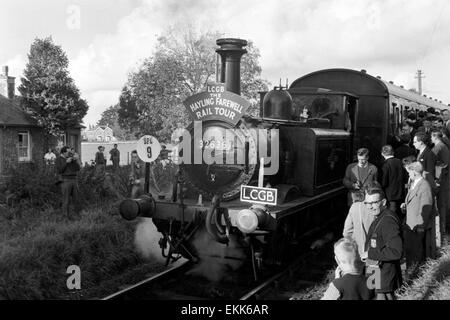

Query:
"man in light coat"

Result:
[[343, 181, 380, 258], [401, 162, 435, 265]]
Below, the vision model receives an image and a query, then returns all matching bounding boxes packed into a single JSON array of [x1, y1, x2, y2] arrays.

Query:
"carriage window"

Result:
[[291, 94, 345, 129]]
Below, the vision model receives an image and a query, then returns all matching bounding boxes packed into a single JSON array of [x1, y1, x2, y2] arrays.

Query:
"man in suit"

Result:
[[343, 148, 378, 206], [401, 162, 435, 265], [363, 187, 403, 300], [431, 130, 450, 235], [380, 145, 404, 214], [414, 132, 436, 179]]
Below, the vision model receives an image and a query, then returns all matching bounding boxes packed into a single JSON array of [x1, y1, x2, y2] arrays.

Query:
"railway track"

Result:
[[101, 260, 195, 300], [102, 233, 336, 301]]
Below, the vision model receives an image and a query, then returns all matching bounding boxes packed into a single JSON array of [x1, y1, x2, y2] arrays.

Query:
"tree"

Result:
[[97, 104, 134, 141], [117, 26, 269, 142], [19, 37, 88, 145], [97, 104, 118, 127]]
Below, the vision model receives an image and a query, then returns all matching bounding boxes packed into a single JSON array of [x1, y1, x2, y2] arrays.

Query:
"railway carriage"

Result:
[[291, 68, 449, 165]]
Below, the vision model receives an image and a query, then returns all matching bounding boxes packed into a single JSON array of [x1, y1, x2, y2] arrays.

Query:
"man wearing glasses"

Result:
[[362, 188, 403, 300]]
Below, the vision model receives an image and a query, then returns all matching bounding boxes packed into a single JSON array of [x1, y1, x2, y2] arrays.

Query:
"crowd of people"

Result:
[[322, 107, 450, 300], [53, 142, 173, 218]]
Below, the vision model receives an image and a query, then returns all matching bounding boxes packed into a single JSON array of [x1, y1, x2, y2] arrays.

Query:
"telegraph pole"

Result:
[[415, 70, 425, 95]]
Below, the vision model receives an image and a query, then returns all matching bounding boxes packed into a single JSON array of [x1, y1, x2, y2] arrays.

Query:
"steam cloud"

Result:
[[134, 218, 165, 264], [187, 230, 247, 282]]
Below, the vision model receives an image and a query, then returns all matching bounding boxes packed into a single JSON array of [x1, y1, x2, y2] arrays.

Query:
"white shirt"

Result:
[[44, 152, 56, 161], [417, 147, 426, 160]]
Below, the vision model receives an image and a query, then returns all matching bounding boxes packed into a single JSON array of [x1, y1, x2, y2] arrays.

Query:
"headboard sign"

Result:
[[183, 82, 250, 125]]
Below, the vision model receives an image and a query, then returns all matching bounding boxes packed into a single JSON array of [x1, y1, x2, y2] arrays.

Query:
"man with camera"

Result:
[[56, 146, 82, 218], [343, 148, 378, 206]]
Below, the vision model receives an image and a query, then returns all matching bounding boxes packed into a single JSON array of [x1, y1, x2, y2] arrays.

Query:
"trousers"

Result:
[[61, 179, 81, 216]]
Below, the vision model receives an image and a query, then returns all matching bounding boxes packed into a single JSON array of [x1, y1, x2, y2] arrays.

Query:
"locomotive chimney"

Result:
[[216, 38, 247, 95]]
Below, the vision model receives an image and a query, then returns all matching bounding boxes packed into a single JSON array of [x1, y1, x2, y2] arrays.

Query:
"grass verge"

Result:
[[0, 203, 165, 300]]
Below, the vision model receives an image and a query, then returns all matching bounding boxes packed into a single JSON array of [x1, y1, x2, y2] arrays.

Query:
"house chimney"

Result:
[[0, 65, 15, 99]]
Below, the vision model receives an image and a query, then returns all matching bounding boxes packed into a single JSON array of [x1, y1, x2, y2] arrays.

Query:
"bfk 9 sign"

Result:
[[240, 185, 278, 206], [136, 135, 161, 163]]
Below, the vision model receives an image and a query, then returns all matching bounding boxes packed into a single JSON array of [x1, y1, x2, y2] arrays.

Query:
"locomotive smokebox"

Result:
[[216, 38, 247, 95]]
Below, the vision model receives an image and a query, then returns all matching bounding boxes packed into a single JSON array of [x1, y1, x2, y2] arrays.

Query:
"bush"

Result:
[[0, 206, 164, 299], [77, 165, 132, 205], [0, 164, 60, 208], [0, 164, 133, 210]]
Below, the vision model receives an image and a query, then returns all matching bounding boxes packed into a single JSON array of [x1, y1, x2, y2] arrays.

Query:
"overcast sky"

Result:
[[1, 0, 449, 126]]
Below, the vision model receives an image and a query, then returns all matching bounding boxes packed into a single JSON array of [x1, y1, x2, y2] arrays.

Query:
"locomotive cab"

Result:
[[260, 86, 358, 133]]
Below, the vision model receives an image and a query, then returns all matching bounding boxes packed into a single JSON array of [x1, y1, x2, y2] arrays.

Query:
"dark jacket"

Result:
[[365, 208, 403, 293], [95, 151, 106, 165], [381, 157, 404, 201], [130, 159, 146, 181], [332, 274, 374, 300], [432, 141, 450, 181], [417, 147, 436, 179], [343, 163, 378, 204], [408, 128, 418, 148], [394, 144, 416, 162], [56, 155, 80, 179], [109, 148, 120, 161]]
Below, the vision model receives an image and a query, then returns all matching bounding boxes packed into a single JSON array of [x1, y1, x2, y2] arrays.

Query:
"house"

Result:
[[0, 65, 83, 177], [82, 125, 117, 142]]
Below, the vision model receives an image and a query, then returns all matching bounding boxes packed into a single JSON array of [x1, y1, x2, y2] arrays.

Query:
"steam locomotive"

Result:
[[120, 38, 449, 273]]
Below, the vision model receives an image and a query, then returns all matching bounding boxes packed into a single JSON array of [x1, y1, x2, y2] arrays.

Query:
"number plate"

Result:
[[240, 185, 278, 206]]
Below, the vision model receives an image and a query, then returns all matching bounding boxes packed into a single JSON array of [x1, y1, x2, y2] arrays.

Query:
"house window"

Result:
[[18, 131, 31, 162]]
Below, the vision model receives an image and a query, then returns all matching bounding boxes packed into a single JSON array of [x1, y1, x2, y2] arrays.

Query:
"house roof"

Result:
[[0, 95, 85, 129], [0, 95, 39, 127]]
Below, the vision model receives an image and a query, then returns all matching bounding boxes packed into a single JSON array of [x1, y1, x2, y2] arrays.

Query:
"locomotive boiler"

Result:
[[120, 38, 353, 272]]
